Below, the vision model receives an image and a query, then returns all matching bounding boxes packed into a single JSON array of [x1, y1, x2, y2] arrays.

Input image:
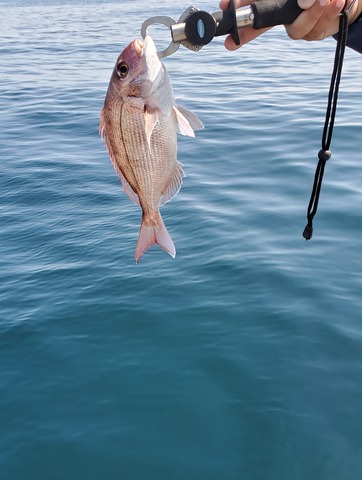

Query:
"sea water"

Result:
[[1, 1, 362, 479]]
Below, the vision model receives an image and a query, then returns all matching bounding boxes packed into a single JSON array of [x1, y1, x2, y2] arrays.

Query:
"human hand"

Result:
[[219, 0, 271, 49], [286, 0, 360, 41], [219, 0, 361, 47]]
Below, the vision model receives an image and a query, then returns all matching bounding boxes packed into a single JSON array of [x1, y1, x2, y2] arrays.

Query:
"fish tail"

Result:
[[135, 214, 175, 263]]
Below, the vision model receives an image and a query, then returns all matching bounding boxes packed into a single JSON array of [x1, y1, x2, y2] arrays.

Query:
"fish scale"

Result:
[[121, 107, 174, 207]]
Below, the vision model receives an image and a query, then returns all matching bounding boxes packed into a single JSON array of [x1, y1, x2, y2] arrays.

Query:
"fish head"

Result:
[[108, 36, 163, 100]]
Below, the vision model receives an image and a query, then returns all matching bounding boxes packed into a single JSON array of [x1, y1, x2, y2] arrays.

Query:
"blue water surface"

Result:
[[1, 1, 362, 479]]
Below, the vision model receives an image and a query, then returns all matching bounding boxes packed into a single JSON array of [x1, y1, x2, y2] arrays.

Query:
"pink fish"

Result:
[[100, 36, 203, 263]]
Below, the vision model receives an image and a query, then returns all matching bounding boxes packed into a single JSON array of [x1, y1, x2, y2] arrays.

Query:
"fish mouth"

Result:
[[134, 39, 144, 57], [134, 36, 157, 58]]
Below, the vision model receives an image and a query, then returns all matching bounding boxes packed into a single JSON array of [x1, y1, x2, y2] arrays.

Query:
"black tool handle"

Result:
[[252, 0, 303, 29]]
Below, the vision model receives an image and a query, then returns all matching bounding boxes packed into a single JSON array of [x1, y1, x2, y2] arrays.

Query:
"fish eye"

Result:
[[117, 61, 128, 79]]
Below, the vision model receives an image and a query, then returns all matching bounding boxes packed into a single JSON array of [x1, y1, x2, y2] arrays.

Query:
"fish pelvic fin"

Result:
[[135, 214, 175, 263]]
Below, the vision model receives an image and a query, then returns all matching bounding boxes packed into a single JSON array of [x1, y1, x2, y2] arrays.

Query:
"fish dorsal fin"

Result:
[[173, 105, 204, 137], [118, 170, 140, 205], [160, 161, 185, 206], [99, 108, 106, 138], [144, 106, 159, 150]]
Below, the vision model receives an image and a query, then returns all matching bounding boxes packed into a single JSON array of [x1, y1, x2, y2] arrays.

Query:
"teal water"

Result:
[[1, 1, 362, 478]]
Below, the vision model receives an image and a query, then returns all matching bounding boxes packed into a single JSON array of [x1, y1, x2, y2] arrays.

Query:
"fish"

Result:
[[100, 35, 203, 263]]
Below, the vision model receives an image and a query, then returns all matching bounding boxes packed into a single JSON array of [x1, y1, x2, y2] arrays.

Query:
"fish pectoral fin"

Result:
[[160, 161, 185, 206], [173, 105, 204, 137], [144, 106, 160, 150]]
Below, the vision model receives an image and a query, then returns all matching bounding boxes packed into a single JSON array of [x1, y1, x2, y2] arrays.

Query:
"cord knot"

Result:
[[318, 149, 332, 162]]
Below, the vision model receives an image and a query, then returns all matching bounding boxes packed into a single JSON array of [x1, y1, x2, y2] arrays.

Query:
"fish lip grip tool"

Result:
[[141, 0, 303, 58]]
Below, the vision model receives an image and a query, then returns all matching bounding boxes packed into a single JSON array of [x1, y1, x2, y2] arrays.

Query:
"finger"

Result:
[[219, 0, 230, 9], [224, 27, 270, 49], [302, 0, 345, 40], [298, 0, 318, 8], [220, 0, 256, 9], [286, 0, 331, 39], [346, 0, 361, 23]]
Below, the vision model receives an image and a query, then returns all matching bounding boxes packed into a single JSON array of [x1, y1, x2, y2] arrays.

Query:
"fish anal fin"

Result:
[[160, 161, 185, 206]]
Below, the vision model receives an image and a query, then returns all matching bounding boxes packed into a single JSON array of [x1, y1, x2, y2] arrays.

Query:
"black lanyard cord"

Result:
[[303, 5, 350, 240]]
